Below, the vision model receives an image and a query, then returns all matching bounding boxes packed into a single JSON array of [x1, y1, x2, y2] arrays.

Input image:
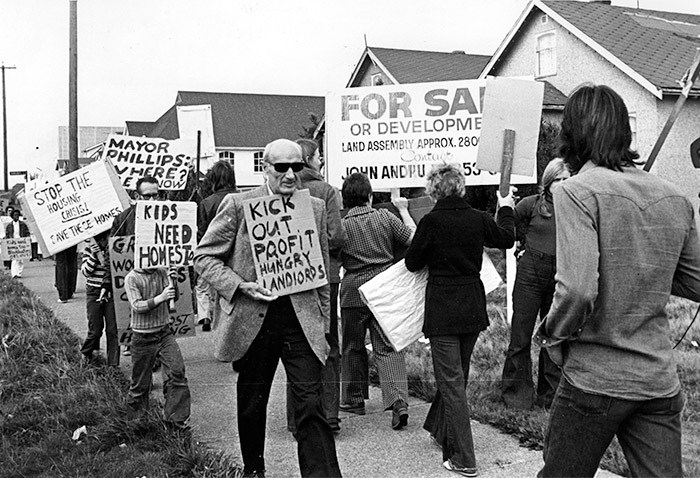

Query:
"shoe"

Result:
[[339, 402, 366, 415], [202, 321, 211, 332], [443, 459, 478, 477], [123, 346, 131, 356], [57, 298, 68, 304], [328, 418, 341, 433], [391, 399, 408, 430]]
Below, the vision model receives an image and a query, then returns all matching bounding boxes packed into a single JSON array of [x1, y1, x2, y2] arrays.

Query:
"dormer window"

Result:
[[536, 32, 556, 78], [372, 73, 384, 86]]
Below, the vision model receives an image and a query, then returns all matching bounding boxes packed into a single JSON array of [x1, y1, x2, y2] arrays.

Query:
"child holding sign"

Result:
[[124, 266, 191, 428]]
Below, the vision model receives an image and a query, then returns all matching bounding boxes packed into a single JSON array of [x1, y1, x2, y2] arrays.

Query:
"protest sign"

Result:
[[101, 134, 195, 191], [1, 237, 31, 261], [17, 159, 130, 256], [176, 104, 217, 174], [109, 235, 195, 343], [243, 189, 328, 295], [325, 80, 538, 189], [134, 200, 197, 269], [476, 77, 544, 177]]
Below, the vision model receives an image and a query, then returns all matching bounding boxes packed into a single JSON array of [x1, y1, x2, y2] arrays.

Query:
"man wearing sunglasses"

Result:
[[194, 139, 341, 478]]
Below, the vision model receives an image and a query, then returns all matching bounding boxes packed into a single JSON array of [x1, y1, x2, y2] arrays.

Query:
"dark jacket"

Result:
[[5, 220, 30, 238], [404, 196, 515, 336], [110, 205, 136, 237], [197, 188, 237, 242], [298, 167, 346, 283]]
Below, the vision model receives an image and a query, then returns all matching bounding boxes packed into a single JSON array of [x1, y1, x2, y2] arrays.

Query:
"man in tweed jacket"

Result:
[[194, 139, 341, 478]]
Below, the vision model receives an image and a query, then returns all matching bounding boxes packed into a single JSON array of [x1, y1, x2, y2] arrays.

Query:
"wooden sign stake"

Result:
[[644, 47, 700, 172], [499, 129, 516, 197]]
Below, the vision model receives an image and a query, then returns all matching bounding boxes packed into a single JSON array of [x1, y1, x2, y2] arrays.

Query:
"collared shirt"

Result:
[[537, 161, 700, 400], [340, 206, 412, 307]]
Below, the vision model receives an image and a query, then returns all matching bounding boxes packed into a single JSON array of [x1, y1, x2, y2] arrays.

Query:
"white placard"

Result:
[[476, 77, 544, 177], [18, 159, 130, 256], [109, 235, 196, 342], [102, 134, 196, 191], [243, 189, 328, 296], [134, 201, 197, 269], [176, 104, 217, 174], [1, 237, 31, 260], [325, 80, 538, 189]]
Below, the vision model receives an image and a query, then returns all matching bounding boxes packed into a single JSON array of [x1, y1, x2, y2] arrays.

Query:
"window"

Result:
[[371, 73, 384, 86], [541, 14, 548, 24], [629, 113, 637, 150], [536, 32, 556, 77], [253, 151, 265, 173], [218, 150, 235, 164]]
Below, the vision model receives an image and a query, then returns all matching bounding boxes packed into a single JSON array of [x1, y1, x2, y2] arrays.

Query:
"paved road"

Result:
[[16, 259, 616, 478]]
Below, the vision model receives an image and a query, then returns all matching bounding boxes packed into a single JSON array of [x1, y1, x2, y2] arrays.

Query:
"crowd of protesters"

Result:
[[3, 82, 699, 478]]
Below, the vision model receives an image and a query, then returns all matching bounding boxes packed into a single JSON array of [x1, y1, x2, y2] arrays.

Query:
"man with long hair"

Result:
[[537, 84, 700, 477]]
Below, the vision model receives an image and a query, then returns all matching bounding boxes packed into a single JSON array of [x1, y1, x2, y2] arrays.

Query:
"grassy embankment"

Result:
[[371, 249, 700, 477], [0, 274, 242, 478]]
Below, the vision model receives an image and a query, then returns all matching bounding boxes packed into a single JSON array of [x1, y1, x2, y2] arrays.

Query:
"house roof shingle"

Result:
[[137, 92, 324, 148], [369, 47, 491, 83], [542, 0, 700, 94]]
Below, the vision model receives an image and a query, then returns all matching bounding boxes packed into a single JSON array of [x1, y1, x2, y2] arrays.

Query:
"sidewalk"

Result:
[[17, 259, 616, 478]]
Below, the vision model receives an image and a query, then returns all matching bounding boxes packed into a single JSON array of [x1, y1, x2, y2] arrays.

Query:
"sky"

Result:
[[0, 0, 698, 185]]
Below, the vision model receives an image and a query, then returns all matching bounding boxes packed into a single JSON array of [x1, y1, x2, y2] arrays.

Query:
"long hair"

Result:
[[559, 84, 640, 173], [537, 157, 569, 218], [206, 160, 237, 192]]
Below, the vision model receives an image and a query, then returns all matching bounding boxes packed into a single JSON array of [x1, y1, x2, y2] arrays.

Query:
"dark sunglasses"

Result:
[[140, 193, 160, 199], [271, 162, 304, 173]]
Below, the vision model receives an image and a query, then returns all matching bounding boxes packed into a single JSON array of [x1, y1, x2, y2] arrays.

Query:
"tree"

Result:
[[299, 113, 321, 140]]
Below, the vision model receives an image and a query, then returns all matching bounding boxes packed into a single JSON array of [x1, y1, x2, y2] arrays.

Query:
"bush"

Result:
[[0, 275, 242, 478]]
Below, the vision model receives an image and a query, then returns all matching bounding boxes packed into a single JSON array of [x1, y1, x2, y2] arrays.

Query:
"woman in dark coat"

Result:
[[404, 164, 515, 477]]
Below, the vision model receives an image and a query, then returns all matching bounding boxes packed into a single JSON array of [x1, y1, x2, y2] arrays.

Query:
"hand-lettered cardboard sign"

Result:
[[476, 77, 544, 177], [17, 159, 130, 257], [109, 235, 195, 343], [325, 79, 538, 189], [134, 200, 197, 269], [102, 134, 196, 191], [243, 189, 328, 295], [0, 237, 31, 260]]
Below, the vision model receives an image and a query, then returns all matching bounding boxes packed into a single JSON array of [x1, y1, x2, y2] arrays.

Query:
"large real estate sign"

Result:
[[325, 79, 540, 189]]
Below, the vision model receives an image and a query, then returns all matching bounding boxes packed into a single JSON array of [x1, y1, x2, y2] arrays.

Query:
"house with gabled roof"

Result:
[[345, 45, 568, 119], [128, 91, 324, 188], [316, 45, 568, 175], [481, 0, 700, 210]]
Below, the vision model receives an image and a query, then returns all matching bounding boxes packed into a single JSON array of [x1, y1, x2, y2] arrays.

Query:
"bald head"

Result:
[[263, 139, 305, 196], [264, 138, 303, 162]]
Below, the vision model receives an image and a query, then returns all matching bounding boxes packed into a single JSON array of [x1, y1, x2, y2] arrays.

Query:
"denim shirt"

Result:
[[536, 161, 700, 400]]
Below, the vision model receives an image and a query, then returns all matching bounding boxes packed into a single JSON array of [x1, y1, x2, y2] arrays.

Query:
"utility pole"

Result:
[[1, 63, 16, 191], [68, 0, 78, 174]]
